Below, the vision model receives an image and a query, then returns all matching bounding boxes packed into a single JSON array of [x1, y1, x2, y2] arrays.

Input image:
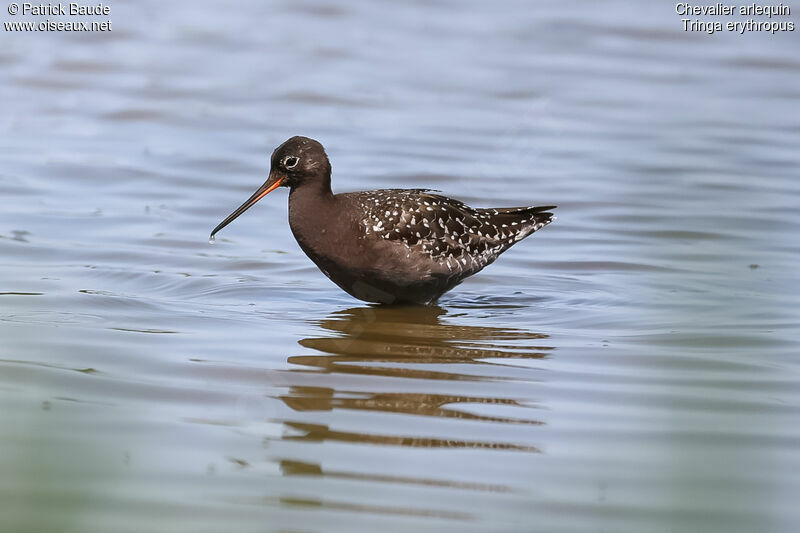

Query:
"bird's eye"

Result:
[[284, 156, 299, 169]]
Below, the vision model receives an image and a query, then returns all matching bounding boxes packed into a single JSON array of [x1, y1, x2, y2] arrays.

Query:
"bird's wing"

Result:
[[358, 189, 555, 274]]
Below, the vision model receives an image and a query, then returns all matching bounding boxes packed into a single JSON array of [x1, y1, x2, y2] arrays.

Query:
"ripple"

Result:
[[1, 1, 799, 531]]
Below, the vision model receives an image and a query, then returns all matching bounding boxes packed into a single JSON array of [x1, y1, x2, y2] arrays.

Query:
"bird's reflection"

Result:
[[295, 306, 552, 376], [272, 305, 552, 451], [252, 305, 556, 518]]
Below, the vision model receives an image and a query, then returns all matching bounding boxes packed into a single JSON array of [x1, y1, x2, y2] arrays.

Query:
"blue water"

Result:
[[2, 1, 799, 531]]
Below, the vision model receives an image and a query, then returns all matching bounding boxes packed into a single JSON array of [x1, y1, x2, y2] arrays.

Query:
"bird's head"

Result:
[[209, 136, 330, 241]]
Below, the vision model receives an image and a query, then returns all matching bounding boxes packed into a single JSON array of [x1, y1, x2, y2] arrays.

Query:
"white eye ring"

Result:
[[284, 156, 299, 169]]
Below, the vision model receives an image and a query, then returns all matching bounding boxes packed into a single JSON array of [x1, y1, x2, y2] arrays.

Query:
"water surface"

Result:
[[2, 1, 799, 532]]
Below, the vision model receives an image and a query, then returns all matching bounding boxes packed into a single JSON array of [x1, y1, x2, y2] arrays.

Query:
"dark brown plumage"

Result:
[[210, 136, 556, 304]]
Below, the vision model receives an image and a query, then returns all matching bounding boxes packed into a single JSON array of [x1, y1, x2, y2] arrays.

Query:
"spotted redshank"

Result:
[[210, 136, 556, 304]]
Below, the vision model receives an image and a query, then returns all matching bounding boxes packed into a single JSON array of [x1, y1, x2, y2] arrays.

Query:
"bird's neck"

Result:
[[288, 176, 334, 207], [288, 177, 336, 246]]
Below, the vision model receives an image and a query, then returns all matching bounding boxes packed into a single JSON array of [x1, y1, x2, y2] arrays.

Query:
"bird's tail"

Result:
[[486, 205, 557, 228]]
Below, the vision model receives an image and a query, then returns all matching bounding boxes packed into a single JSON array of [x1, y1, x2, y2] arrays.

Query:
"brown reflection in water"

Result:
[[273, 495, 473, 521], [291, 305, 552, 381], [279, 459, 513, 493], [282, 420, 539, 452], [272, 306, 552, 450], [257, 305, 555, 517], [283, 387, 542, 425]]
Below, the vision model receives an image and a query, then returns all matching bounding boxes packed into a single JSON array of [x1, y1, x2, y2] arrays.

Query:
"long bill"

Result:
[[209, 174, 284, 241]]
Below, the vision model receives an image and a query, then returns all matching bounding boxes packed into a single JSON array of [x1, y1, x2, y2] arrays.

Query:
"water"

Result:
[[2, 1, 799, 531]]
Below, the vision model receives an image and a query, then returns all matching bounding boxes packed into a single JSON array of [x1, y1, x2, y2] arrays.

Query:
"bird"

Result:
[[210, 136, 556, 305]]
